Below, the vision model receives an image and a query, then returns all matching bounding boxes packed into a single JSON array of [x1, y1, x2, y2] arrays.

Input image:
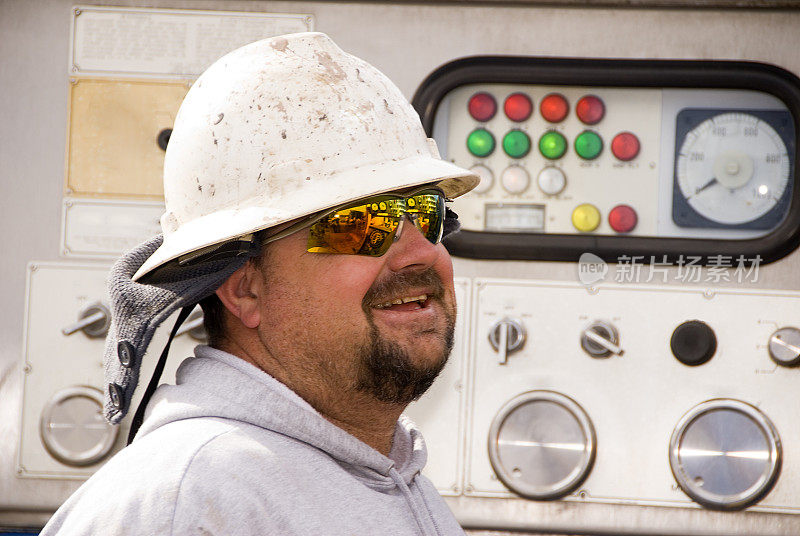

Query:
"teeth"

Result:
[[375, 294, 428, 309]]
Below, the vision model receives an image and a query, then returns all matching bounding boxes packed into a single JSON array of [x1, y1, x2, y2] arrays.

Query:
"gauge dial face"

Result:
[[675, 112, 790, 226]]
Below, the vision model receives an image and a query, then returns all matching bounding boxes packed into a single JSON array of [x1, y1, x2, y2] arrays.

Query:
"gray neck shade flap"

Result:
[[103, 235, 252, 428], [102, 209, 461, 435]]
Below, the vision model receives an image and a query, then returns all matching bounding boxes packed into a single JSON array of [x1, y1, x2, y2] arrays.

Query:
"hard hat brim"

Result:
[[132, 155, 479, 282]]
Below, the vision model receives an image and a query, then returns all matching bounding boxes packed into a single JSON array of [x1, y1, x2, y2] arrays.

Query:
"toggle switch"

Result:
[[581, 320, 623, 358], [62, 302, 111, 338], [488, 318, 526, 365], [175, 306, 208, 342]]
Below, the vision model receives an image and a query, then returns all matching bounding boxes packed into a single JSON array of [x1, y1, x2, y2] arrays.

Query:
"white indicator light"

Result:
[[758, 184, 769, 196], [500, 165, 530, 194], [537, 167, 566, 196], [470, 164, 495, 194]]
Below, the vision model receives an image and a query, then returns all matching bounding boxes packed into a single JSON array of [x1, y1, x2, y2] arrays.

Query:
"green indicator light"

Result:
[[502, 130, 531, 159], [574, 130, 603, 160], [467, 128, 495, 158], [539, 131, 567, 160]]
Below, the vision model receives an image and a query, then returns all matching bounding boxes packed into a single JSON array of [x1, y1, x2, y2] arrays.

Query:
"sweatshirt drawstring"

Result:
[[389, 469, 438, 536]]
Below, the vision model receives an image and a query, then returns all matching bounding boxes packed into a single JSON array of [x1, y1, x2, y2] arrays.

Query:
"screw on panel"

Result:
[[304, 16, 313, 26], [70, 78, 78, 85], [23, 364, 32, 374], [63, 248, 71, 256], [29, 264, 38, 272], [74, 8, 81, 16], [703, 290, 715, 299]]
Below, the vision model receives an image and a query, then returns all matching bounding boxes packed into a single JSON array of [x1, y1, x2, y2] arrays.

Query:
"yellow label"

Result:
[[66, 78, 189, 199]]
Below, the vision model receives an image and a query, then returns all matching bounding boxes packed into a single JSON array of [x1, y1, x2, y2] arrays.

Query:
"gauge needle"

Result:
[[694, 177, 718, 195]]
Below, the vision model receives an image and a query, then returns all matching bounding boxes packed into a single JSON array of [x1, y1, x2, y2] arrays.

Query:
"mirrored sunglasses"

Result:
[[304, 189, 446, 256]]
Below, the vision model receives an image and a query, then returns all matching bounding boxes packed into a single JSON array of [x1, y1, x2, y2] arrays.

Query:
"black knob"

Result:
[[157, 128, 172, 151], [670, 320, 717, 366]]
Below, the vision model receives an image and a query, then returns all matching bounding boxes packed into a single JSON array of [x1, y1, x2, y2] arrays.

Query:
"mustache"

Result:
[[362, 268, 445, 310]]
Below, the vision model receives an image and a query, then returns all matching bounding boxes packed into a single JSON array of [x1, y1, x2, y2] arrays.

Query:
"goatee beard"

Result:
[[356, 269, 455, 404]]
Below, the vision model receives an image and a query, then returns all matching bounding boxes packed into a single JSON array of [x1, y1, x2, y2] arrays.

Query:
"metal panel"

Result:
[[4, 2, 800, 534]]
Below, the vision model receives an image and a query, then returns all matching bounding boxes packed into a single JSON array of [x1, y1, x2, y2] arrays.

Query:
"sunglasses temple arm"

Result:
[[392, 218, 405, 242]]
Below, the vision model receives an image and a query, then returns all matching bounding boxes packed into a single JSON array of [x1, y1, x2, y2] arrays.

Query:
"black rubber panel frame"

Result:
[[412, 57, 800, 265]]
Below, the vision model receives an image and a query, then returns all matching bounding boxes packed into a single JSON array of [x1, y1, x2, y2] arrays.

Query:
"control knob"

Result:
[[488, 318, 526, 365], [768, 327, 800, 367], [61, 302, 111, 338], [175, 306, 208, 341], [580, 320, 623, 358], [669, 399, 781, 510]]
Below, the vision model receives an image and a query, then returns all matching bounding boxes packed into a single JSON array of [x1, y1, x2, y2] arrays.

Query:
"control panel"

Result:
[[18, 262, 468, 495], [414, 58, 800, 263], [18, 263, 203, 478], [443, 85, 661, 236], [466, 279, 800, 512]]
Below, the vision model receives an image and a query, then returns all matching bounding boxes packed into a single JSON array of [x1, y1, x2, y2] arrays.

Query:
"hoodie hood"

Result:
[[136, 345, 428, 486]]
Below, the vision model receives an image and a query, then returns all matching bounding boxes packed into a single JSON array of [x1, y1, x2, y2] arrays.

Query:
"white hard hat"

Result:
[[133, 32, 478, 281]]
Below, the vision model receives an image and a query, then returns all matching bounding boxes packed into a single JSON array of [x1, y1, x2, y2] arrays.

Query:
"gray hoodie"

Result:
[[40, 346, 466, 535]]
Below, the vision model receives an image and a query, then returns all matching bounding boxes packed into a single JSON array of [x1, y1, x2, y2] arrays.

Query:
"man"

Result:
[[41, 32, 478, 535]]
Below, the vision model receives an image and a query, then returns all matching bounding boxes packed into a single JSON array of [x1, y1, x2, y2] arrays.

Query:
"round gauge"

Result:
[[675, 112, 790, 226], [488, 390, 596, 500]]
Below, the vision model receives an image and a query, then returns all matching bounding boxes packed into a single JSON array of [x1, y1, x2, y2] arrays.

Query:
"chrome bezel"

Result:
[[488, 390, 596, 500], [669, 399, 782, 510]]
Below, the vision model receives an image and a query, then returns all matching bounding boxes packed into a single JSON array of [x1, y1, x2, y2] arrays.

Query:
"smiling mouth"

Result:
[[373, 294, 429, 311]]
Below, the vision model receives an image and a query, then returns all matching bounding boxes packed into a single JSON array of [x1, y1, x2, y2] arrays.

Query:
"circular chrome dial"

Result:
[[676, 112, 790, 225], [768, 326, 800, 367], [669, 399, 781, 510], [488, 391, 596, 500], [40, 386, 119, 466]]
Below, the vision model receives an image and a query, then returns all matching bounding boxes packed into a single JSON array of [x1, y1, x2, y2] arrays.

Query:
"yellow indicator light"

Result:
[[572, 203, 601, 232]]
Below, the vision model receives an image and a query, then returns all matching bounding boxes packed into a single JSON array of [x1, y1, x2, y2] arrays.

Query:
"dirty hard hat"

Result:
[[133, 31, 478, 281]]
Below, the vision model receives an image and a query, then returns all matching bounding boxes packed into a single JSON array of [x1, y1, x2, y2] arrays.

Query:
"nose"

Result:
[[384, 215, 442, 272]]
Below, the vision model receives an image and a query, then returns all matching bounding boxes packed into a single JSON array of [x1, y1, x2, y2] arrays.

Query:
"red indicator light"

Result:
[[576, 95, 605, 125], [608, 205, 638, 233], [504, 93, 533, 122], [540, 93, 569, 123], [611, 132, 640, 161], [468, 92, 497, 122]]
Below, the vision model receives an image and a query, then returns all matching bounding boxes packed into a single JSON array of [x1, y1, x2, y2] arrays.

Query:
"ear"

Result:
[[214, 262, 262, 329]]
